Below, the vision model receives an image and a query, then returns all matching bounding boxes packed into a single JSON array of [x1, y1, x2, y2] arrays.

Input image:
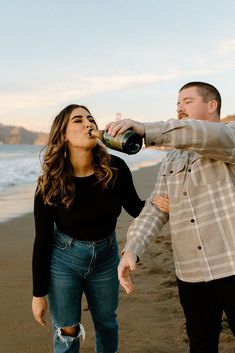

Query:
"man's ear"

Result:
[[208, 100, 218, 114]]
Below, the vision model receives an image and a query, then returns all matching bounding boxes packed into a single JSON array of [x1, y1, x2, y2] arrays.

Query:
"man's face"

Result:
[[177, 87, 210, 121]]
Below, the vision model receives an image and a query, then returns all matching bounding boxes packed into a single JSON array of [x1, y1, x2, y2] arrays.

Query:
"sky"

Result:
[[1, 0, 235, 132]]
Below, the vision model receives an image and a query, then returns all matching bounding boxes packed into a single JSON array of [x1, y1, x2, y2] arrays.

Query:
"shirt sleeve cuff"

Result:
[[144, 122, 163, 147]]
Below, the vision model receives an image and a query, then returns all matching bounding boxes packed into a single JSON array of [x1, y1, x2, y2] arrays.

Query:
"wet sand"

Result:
[[0, 165, 235, 352]]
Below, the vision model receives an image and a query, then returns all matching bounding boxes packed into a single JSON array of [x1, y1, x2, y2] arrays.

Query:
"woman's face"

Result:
[[64, 107, 98, 150]]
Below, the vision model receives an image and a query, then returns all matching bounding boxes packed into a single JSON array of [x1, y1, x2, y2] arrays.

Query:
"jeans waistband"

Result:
[[54, 226, 116, 247]]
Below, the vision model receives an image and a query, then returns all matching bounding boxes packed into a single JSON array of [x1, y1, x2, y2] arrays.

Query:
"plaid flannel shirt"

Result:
[[124, 119, 235, 282]]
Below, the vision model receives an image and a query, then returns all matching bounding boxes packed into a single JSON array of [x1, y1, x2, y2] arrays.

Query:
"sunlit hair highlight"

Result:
[[37, 104, 116, 208]]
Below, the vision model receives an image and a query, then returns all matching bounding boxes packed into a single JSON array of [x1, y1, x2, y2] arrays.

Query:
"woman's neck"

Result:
[[69, 150, 94, 177]]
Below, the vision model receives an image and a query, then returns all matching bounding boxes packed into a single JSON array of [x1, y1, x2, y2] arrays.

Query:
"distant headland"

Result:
[[0, 123, 48, 145]]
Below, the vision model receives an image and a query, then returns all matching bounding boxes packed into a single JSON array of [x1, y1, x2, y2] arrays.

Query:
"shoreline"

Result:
[[0, 182, 36, 223]]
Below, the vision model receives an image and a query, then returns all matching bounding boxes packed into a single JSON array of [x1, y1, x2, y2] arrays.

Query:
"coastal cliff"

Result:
[[0, 123, 48, 145]]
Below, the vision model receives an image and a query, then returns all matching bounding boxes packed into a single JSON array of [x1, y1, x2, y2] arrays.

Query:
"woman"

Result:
[[32, 104, 145, 353]]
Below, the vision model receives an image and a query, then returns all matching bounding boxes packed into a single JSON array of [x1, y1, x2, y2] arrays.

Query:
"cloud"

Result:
[[1, 60, 235, 131], [0, 68, 215, 111], [1, 73, 177, 112]]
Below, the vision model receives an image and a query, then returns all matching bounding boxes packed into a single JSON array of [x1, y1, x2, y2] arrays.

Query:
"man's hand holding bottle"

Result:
[[105, 119, 145, 138]]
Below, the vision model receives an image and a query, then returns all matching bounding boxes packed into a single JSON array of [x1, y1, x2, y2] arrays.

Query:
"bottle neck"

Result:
[[88, 128, 103, 140]]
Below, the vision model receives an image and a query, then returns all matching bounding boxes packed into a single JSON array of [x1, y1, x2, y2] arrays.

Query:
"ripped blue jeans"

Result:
[[48, 228, 119, 353]]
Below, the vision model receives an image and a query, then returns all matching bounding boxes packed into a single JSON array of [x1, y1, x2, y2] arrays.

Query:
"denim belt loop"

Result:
[[67, 236, 73, 248], [109, 233, 114, 247]]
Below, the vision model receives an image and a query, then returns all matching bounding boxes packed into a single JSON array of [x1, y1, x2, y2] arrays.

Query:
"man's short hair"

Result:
[[179, 81, 221, 117]]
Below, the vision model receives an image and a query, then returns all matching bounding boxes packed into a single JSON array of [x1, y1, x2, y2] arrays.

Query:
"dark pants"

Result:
[[177, 276, 235, 353]]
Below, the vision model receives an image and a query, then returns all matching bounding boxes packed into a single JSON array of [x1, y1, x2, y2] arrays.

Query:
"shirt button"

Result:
[[170, 170, 173, 174], [183, 191, 187, 196], [191, 219, 195, 223], [197, 246, 202, 250], [188, 169, 191, 172]]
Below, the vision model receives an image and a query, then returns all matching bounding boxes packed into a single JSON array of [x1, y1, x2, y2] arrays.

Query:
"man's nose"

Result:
[[177, 104, 184, 113]]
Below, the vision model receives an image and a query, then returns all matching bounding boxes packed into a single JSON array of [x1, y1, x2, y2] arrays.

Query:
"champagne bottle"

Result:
[[88, 128, 143, 154]]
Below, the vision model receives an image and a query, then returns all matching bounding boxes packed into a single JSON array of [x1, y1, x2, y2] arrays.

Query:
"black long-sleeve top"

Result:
[[33, 155, 145, 297]]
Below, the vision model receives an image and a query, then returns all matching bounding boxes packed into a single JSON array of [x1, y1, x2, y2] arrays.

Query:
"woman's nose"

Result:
[[84, 118, 92, 128]]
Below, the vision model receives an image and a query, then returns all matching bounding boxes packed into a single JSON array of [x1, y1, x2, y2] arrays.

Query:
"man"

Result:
[[106, 82, 235, 353]]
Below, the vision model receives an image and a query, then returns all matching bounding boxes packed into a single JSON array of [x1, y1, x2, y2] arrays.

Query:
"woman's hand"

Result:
[[152, 195, 169, 213], [32, 296, 47, 327]]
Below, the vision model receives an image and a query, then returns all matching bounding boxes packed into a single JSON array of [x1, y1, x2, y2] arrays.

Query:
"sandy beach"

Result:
[[1, 164, 235, 353]]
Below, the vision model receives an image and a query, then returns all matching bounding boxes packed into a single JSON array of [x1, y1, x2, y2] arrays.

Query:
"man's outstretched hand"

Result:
[[118, 251, 137, 294]]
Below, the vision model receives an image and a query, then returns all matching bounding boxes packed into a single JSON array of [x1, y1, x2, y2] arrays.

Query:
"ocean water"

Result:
[[0, 144, 166, 223], [0, 144, 42, 192]]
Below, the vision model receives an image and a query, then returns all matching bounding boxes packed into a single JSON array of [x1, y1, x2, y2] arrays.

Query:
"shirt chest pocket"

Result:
[[161, 161, 187, 199], [161, 161, 186, 177], [190, 159, 226, 187]]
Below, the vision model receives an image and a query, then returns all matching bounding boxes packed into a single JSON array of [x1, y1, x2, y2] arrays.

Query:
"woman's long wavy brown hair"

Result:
[[37, 104, 116, 208]]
